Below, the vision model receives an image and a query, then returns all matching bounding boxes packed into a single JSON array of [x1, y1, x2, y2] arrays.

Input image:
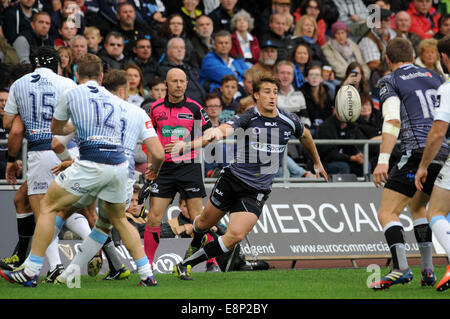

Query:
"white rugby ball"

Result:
[[335, 85, 361, 123]]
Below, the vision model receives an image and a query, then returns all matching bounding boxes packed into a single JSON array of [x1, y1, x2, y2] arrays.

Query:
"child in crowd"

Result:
[[214, 75, 240, 123], [84, 26, 103, 54], [54, 18, 77, 48]]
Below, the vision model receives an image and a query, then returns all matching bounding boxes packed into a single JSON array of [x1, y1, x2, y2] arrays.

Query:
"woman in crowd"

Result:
[[321, 21, 369, 80], [301, 65, 333, 135], [290, 42, 312, 90], [57, 46, 73, 80], [339, 62, 371, 97], [125, 63, 148, 107], [415, 38, 447, 78], [292, 14, 328, 66], [293, 0, 327, 46], [230, 9, 260, 67]]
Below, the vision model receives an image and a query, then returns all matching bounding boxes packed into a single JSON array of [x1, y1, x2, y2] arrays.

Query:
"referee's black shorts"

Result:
[[209, 168, 270, 218], [385, 149, 445, 197], [150, 162, 206, 200]]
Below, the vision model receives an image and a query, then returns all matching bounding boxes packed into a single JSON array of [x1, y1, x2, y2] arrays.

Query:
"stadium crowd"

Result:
[[1, 0, 450, 180]]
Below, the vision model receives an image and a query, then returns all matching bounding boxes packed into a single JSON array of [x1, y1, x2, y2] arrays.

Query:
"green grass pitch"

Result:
[[0, 266, 449, 299]]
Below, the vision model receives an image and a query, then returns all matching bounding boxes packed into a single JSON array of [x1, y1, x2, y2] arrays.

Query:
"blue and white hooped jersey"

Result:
[[226, 107, 304, 191], [377, 63, 448, 155], [53, 80, 126, 165], [118, 97, 157, 178], [4, 68, 77, 151]]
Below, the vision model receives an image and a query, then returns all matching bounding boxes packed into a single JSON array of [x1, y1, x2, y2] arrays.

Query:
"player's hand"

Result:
[[51, 159, 74, 175], [203, 127, 224, 142], [415, 167, 428, 192], [145, 164, 159, 181], [165, 140, 186, 156], [313, 161, 328, 182], [373, 163, 389, 188], [5, 161, 19, 185], [15, 160, 23, 177]]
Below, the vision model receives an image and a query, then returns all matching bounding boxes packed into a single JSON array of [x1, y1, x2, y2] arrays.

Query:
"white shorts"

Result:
[[435, 155, 450, 191], [55, 159, 129, 204], [73, 177, 135, 210], [27, 147, 79, 196]]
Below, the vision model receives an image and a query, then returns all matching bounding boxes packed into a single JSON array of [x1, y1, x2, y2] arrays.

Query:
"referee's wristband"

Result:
[[7, 155, 16, 163], [377, 153, 390, 165]]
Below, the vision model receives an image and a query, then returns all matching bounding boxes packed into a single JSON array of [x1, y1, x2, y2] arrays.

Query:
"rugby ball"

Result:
[[335, 85, 361, 123]]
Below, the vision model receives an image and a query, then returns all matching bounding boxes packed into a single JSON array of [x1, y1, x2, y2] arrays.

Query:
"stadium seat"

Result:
[[330, 174, 358, 182]]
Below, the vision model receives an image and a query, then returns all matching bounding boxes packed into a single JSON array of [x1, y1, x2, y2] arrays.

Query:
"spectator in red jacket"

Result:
[[230, 9, 260, 66], [407, 0, 440, 39]]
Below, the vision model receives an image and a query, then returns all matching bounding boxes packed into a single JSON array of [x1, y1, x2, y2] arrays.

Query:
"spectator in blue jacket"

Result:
[[199, 30, 249, 92]]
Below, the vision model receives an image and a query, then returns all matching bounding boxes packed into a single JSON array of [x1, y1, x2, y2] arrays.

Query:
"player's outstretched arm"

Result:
[[165, 124, 234, 155], [299, 128, 328, 182], [415, 120, 449, 191]]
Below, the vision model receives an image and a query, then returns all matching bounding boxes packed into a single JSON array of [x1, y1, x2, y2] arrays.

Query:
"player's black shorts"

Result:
[[385, 149, 445, 197], [209, 167, 270, 218], [150, 162, 206, 199]]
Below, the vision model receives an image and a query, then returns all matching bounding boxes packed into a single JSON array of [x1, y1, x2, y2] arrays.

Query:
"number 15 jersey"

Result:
[[377, 63, 448, 155]]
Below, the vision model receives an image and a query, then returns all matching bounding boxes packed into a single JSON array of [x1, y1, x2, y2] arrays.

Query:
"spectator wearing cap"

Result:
[[230, 9, 260, 66], [358, 8, 396, 72], [260, 12, 296, 62], [199, 30, 249, 92], [407, 0, 440, 39], [249, 39, 278, 76], [394, 11, 422, 55], [321, 21, 369, 80]]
